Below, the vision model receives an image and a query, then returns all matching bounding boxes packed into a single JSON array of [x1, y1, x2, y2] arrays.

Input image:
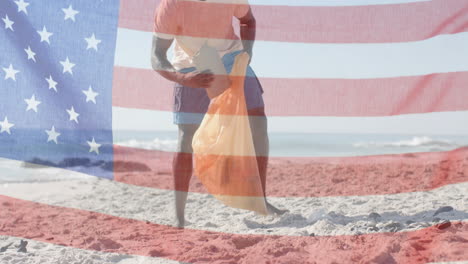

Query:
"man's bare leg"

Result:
[[173, 124, 199, 227], [248, 108, 288, 215]]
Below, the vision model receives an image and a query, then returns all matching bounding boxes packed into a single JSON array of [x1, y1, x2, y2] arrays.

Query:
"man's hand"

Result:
[[206, 75, 232, 99], [244, 48, 253, 64], [179, 70, 214, 88]]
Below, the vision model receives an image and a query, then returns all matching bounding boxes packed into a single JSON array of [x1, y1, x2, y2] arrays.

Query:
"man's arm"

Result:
[[238, 9, 256, 61], [151, 35, 179, 82], [151, 35, 214, 88]]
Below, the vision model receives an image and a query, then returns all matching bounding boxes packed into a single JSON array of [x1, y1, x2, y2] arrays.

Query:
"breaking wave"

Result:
[[353, 136, 460, 150], [115, 138, 178, 152]]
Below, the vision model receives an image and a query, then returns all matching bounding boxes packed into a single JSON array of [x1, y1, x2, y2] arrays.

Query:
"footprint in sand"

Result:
[[204, 222, 219, 228], [244, 213, 309, 229]]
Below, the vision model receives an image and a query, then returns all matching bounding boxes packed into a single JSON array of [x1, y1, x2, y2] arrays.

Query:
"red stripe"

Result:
[[1, 195, 466, 263], [113, 67, 468, 116], [118, 0, 468, 43], [113, 145, 468, 197]]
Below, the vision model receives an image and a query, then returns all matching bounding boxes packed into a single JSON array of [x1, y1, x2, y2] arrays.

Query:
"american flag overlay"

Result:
[[0, 0, 117, 178], [1, 0, 468, 263]]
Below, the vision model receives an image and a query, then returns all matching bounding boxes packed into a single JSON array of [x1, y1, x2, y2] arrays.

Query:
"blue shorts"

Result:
[[173, 50, 264, 125]]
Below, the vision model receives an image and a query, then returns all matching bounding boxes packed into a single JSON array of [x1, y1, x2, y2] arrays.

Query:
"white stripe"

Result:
[[1, 158, 466, 237], [247, 0, 430, 6], [115, 28, 468, 79], [0, 235, 179, 264], [112, 107, 468, 135], [181, 0, 430, 6]]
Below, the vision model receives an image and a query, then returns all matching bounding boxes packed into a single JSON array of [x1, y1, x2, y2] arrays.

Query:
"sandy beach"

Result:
[[113, 146, 468, 197], [0, 147, 467, 263]]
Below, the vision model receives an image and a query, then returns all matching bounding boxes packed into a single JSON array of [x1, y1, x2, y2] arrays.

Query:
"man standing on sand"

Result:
[[151, 0, 287, 227]]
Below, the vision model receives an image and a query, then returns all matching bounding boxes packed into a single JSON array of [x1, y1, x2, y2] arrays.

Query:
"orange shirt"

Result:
[[154, 0, 250, 70]]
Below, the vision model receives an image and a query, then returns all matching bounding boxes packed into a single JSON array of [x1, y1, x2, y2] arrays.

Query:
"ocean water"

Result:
[[1, 129, 467, 159], [1, 130, 467, 183], [114, 130, 468, 157]]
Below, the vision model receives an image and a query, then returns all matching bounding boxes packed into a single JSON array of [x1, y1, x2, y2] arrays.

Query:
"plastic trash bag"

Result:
[[192, 52, 268, 214]]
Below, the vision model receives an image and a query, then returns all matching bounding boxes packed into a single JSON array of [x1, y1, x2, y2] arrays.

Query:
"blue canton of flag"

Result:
[[0, 0, 120, 179]]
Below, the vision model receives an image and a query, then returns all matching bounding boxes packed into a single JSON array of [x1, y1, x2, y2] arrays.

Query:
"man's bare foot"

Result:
[[176, 217, 193, 229], [266, 202, 288, 215]]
